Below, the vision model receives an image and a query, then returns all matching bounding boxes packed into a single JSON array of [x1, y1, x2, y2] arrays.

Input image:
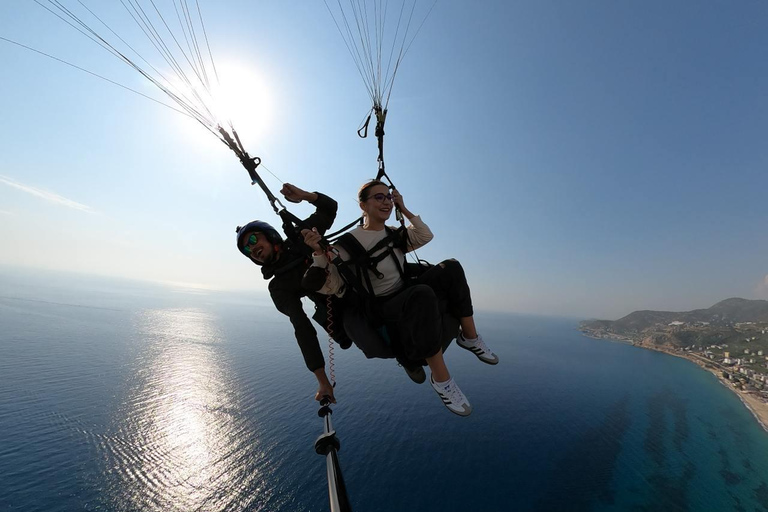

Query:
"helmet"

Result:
[[235, 220, 283, 257]]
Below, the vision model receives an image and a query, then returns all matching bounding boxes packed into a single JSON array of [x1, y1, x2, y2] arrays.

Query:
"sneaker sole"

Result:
[[457, 340, 499, 365], [443, 403, 472, 416]]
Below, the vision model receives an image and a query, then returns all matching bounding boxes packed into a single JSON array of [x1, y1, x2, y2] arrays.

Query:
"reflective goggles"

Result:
[[242, 233, 261, 256]]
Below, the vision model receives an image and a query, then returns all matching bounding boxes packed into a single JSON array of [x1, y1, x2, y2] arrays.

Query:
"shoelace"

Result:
[[474, 337, 494, 355], [441, 382, 467, 405], [464, 334, 494, 356]]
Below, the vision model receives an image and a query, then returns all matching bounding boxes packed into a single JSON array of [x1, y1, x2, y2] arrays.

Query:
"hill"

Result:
[[583, 298, 768, 335]]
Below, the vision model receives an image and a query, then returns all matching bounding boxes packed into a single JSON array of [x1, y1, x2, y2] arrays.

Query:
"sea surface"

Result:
[[2, 267, 768, 512]]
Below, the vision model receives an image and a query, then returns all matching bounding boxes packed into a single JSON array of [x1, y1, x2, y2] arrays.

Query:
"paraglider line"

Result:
[[195, 0, 220, 86], [73, 0, 212, 122], [0, 36, 191, 118]]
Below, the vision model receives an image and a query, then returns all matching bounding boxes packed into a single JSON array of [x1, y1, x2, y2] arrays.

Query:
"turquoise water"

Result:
[[2, 267, 768, 511]]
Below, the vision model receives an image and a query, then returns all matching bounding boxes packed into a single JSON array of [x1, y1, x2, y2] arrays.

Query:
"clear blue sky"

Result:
[[1, 1, 767, 319]]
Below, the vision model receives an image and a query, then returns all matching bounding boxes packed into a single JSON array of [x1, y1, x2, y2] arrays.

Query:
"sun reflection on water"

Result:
[[100, 308, 273, 511]]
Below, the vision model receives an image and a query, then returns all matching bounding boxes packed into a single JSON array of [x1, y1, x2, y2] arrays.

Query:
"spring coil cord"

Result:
[[323, 249, 337, 387]]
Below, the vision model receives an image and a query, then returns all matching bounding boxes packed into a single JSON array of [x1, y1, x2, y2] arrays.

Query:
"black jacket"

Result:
[[261, 192, 337, 372]]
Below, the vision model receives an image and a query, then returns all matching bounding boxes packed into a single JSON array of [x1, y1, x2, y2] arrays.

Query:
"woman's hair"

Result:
[[358, 179, 388, 202]]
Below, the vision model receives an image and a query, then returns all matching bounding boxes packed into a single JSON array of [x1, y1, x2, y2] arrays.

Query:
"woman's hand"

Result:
[[281, 183, 316, 203], [392, 188, 405, 210], [301, 227, 324, 254], [391, 189, 414, 219]]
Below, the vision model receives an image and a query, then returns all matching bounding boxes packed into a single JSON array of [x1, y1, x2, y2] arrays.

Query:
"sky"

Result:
[[1, 0, 767, 320]]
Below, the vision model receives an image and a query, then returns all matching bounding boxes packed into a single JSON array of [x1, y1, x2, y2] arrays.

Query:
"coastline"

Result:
[[671, 350, 768, 433], [589, 334, 768, 433]]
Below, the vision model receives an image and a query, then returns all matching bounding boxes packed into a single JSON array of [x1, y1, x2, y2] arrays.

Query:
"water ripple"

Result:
[[89, 308, 286, 512]]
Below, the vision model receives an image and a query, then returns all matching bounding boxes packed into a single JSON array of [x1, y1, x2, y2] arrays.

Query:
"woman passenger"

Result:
[[301, 180, 498, 416]]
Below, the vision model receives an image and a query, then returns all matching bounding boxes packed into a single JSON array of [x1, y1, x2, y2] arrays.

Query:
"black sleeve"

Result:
[[269, 279, 325, 372], [304, 192, 338, 235], [302, 266, 329, 292]]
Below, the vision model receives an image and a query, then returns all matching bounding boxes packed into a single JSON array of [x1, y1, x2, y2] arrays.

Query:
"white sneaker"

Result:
[[430, 376, 472, 416], [457, 332, 499, 365]]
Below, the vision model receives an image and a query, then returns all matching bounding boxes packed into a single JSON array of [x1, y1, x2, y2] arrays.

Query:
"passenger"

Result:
[[301, 180, 498, 416], [236, 183, 341, 404]]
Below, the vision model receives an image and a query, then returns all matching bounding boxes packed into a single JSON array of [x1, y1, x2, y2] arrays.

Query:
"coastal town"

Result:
[[580, 298, 768, 430]]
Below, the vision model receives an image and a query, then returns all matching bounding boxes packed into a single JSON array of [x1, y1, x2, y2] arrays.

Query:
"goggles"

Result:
[[242, 233, 261, 256]]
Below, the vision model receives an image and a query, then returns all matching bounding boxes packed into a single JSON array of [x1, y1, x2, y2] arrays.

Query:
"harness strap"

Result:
[[332, 226, 409, 297], [333, 234, 376, 295], [357, 109, 373, 139], [326, 217, 363, 242], [375, 107, 386, 167], [279, 209, 321, 258]]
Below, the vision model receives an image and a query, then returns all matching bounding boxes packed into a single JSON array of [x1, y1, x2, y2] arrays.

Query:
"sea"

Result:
[[2, 267, 768, 512]]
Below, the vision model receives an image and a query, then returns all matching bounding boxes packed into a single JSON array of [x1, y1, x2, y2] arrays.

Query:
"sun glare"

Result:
[[168, 60, 276, 161], [211, 61, 274, 147]]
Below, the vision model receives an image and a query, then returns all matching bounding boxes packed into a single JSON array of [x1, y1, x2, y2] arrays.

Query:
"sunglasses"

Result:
[[367, 192, 393, 203], [242, 233, 260, 256]]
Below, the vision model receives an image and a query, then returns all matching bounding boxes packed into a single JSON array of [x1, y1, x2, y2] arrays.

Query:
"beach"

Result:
[[604, 339, 768, 434], [694, 356, 768, 433]]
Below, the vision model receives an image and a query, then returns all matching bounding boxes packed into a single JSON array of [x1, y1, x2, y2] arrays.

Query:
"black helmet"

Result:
[[235, 220, 283, 257]]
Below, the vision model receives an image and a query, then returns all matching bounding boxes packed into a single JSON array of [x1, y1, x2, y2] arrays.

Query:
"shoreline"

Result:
[[664, 349, 768, 433], [587, 333, 768, 433]]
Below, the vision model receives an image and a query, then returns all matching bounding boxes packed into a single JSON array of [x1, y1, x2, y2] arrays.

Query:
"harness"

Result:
[[331, 226, 409, 302]]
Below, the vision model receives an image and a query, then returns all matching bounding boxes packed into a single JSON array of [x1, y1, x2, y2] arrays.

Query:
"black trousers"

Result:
[[379, 284, 443, 361], [342, 259, 472, 364], [415, 258, 474, 319], [380, 259, 473, 364]]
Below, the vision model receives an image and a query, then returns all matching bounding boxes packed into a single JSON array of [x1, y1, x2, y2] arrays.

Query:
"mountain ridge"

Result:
[[583, 298, 768, 334]]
